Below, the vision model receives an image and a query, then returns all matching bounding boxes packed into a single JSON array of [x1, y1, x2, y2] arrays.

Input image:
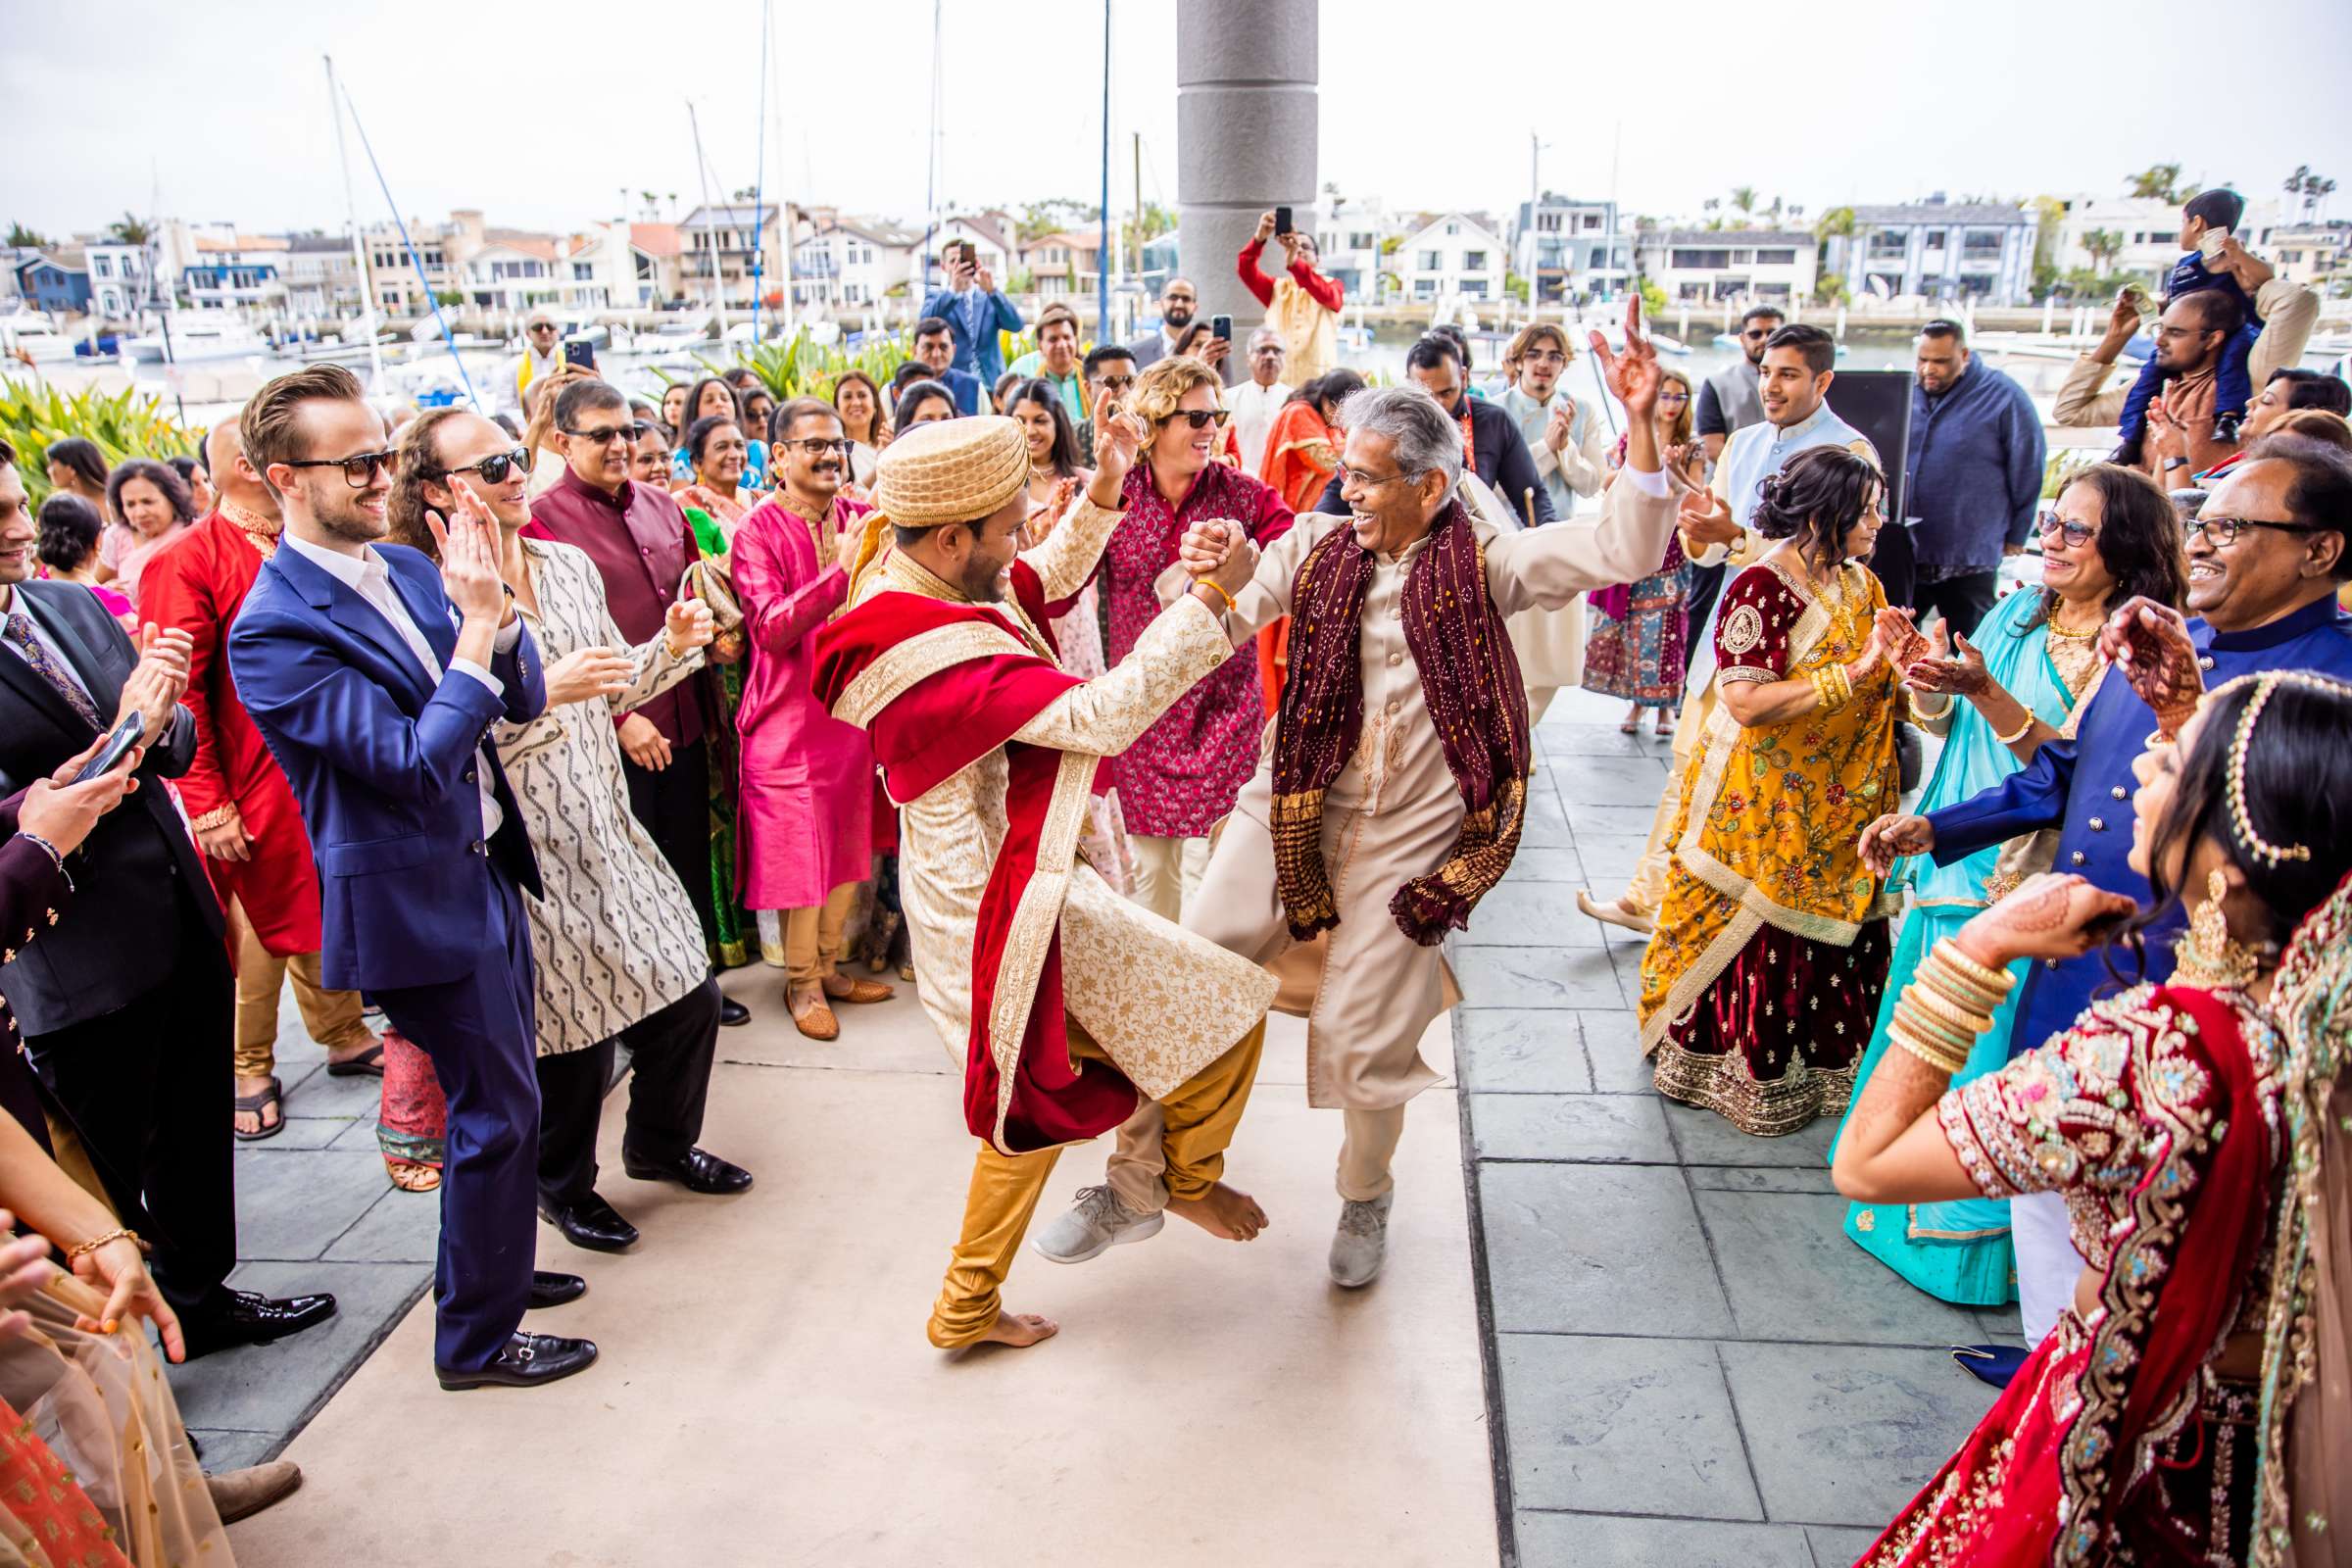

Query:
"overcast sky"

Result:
[[8, 0, 2352, 239]]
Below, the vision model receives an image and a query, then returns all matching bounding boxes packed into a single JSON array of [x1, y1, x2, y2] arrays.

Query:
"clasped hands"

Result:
[[1175, 518, 1259, 606]]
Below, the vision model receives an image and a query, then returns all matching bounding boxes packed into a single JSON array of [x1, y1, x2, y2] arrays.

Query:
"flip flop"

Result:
[[233, 1077, 285, 1143], [326, 1042, 387, 1078]]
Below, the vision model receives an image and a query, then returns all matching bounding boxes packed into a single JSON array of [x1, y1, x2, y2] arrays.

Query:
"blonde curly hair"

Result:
[[1128, 356, 1224, 434]]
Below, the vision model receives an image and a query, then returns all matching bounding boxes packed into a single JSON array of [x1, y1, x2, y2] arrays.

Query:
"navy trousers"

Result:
[[372, 868, 541, 1372]]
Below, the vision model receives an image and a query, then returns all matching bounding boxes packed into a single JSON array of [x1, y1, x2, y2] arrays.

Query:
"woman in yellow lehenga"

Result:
[[1638, 446, 1906, 1135]]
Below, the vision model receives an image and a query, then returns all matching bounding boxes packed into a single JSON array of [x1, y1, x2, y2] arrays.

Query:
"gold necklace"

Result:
[[2044, 595, 2103, 640]]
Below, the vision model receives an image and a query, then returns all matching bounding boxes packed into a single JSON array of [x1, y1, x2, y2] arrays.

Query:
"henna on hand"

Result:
[[2116, 600, 2203, 734]]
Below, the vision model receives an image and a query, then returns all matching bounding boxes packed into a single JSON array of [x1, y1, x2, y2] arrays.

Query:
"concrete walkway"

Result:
[[1455, 691, 2008, 1567], [165, 690, 2013, 1566], [209, 983, 1494, 1565]]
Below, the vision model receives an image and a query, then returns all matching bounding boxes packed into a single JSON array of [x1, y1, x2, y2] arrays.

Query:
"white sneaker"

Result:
[[1576, 888, 1655, 936], [1031, 1183, 1164, 1264], [1328, 1192, 1393, 1288]]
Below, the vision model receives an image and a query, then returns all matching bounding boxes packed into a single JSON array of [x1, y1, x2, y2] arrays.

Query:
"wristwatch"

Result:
[[2162, 457, 2189, 472]]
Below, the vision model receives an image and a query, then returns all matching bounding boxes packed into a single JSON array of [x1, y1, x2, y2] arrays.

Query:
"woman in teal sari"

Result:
[[1835, 464, 2187, 1304]]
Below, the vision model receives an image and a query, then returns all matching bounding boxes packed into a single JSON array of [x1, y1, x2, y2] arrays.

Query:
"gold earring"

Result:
[[2174, 865, 2262, 992]]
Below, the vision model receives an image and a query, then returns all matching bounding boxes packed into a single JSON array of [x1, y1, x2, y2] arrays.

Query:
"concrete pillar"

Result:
[[1176, 0, 1317, 335]]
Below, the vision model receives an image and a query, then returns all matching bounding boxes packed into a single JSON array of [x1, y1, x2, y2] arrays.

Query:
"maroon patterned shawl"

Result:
[[1269, 497, 1531, 946]]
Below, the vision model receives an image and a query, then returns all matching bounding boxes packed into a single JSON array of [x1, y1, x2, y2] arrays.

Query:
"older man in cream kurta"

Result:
[[812, 415, 1279, 1351], [1037, 310, 1679, 1288]]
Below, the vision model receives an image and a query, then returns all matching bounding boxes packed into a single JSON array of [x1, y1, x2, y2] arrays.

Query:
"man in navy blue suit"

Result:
[[1862, 433, 2352, 1381], [226, 366, 594, 1392]]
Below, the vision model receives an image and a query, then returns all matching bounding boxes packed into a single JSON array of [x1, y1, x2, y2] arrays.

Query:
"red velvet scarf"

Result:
[[1268, 498, 1530, 946], [811, 563, 1138, 1153]]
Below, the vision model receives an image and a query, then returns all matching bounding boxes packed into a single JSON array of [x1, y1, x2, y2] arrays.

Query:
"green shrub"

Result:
[[0, 377, 198, 508]]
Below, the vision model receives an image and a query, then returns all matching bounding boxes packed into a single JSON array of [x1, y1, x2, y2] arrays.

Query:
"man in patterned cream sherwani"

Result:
[[810, 414, 1276, 1351]]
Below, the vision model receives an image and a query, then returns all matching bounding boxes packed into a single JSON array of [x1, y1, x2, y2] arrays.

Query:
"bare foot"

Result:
[[1168, 1181, 1270, 1241], [976, 1311, 1058, 1348]]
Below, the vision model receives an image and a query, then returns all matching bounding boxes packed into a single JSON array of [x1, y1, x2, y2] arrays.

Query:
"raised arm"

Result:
[[1008, 595, 1242, 757], [1019, 496, 1125, 604]]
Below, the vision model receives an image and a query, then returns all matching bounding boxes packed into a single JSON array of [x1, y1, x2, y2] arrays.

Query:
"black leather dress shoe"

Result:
[[527, 1271, 587, 1309], [179, 1289, 339, 1360], [537, 1192, 639, 1252], [435, 1331, 598, 1391], [718, 997, 752, 1027], [622, 1146, 754, 1195]]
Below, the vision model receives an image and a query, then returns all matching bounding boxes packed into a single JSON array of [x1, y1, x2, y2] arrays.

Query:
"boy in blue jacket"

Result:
[[2114, 188, 2262, 463]]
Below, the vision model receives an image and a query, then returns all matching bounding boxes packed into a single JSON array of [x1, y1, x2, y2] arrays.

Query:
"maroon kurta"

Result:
[[525, 466, 707, 748], [138, 507, 321, 956], [1102, 462, 1293, 836]]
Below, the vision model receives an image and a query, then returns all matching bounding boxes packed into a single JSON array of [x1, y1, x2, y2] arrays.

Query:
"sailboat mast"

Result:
[[324, 55, 384, 387]]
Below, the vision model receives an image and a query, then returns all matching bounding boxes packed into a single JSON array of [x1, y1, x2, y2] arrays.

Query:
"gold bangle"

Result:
[[1809, 667, 1845, 713], [1906, 982, 1991, 1040], [1932, 939, 2014, 1000], [65, 1227, 141, 1262], [1990, 707, 2036, 747], [1891, 1023, 1969, 1076], [1918, 959, 2003, 1017], [1894, 996, 1978, 1054], [186, 806, 238, 832], [1832, 662, 1855, 707], [1196, 578, 1237, 614]]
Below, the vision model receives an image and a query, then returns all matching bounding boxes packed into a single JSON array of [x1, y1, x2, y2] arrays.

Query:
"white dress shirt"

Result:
[[0, 584, 99, 705], [278, 532, 520, 838], [1224, 378, 1291, 477]]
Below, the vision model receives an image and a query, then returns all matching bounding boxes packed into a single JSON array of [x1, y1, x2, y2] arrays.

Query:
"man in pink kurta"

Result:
[[733, 399, 892, 1039]]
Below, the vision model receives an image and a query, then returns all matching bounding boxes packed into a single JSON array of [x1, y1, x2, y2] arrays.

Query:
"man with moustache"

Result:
[[1859, 433, 2352, 1383], [526, 378, 749, 1028], [226, 365, 590, 1392], [392, 408, 747, 1258], [731, 399, 893, 1041], [1496, 321, 1609, 520], [140, 419, 383, 1143]]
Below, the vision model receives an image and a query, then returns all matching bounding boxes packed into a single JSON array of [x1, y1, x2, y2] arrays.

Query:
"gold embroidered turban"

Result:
[[872, 416, 1030, 528]]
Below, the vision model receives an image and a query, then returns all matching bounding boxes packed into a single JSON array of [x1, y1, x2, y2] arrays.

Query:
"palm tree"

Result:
[[2126, 164, 2187, 203], [5, 222, 47, 249], [2286, 165, 2313, 214], [2082, 228, 2127, 274], [1729, 185, 1757, 226], [104, 212, 153, 246]]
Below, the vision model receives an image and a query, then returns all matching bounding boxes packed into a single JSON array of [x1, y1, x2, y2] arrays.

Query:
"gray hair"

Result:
[[1337, 384, 1462, 488], [1248, 325, 1286, 353]]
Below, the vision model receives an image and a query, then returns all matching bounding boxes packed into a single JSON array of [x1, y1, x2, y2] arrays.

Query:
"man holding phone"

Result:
[[0, 437, 343, 1362], [918, 240, 1022, 386], [1237, 208, 1344, 382], [1126, 276, 1234, 386], [510, 310, 564, 414]]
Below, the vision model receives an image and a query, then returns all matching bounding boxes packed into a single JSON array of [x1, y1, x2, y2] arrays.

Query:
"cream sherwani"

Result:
[[852, 498, 1277, 1097], [1104, 467, 1676, 1204]]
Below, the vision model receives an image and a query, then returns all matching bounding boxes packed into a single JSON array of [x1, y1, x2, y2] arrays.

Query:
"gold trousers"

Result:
[[768, 884, 857, 984], [926, 1014, 1267, 1349], [230, 898, 373, 1081]]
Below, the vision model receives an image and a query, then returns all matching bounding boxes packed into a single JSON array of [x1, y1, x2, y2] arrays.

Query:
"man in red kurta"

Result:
[[140, 420, 378, 1138]]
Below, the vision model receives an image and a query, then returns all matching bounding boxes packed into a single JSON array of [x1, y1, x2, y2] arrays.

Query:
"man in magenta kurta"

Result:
[[732, 400, 892, 1040], [1102, 358, 1293, 920]]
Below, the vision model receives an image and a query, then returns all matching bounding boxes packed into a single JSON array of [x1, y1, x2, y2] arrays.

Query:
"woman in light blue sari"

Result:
[[1834, 464, 2187, 1304]]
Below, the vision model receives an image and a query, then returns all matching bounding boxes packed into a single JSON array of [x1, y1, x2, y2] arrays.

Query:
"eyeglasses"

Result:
[[562, 420, 650, 447], [283, 449, 397, 488], [1169, 409, 1231, 430], [2190, 515, 2322, 549], [1521, 351, 1568, 367], [2035, 513, 2099, 548], [433, 448, 534, 485], [781, 437, 851, 457], [1339, 465, 1417, 490], [1093, 374, 1136, 392]]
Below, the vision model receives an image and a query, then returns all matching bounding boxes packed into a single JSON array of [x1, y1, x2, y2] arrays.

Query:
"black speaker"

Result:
[[1822, 368, 1914, 526]]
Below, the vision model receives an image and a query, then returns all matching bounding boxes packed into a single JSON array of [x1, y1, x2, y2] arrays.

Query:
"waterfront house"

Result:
[[1398, 212, 1506, 305], [13, 250, 91, 317], [679, 202, 792, 310], [83, 243, 147, 318], [2268, 222, 2352, 290], [1308, 195, 1405, 304], [280, 235, 364, 318], [1018, 230, 1104, 302], [179, 232, 287, 315], [630, 223, 688, 306], [792, 216, 920, 312], [1829, 198, 2035, 304], [1636, 229, 1817, 306], [1510, 193, 1633, 303]]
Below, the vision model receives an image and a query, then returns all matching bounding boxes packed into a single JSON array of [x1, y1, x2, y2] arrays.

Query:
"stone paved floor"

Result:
[[1454, 690, 2012, 1568]]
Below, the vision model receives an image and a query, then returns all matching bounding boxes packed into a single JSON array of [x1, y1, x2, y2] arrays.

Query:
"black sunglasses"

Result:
[[1172, 409, 1232, 430], [284, 449, 397, 488], [562, 420, 651, 446], [434, 447, 534, 485]]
